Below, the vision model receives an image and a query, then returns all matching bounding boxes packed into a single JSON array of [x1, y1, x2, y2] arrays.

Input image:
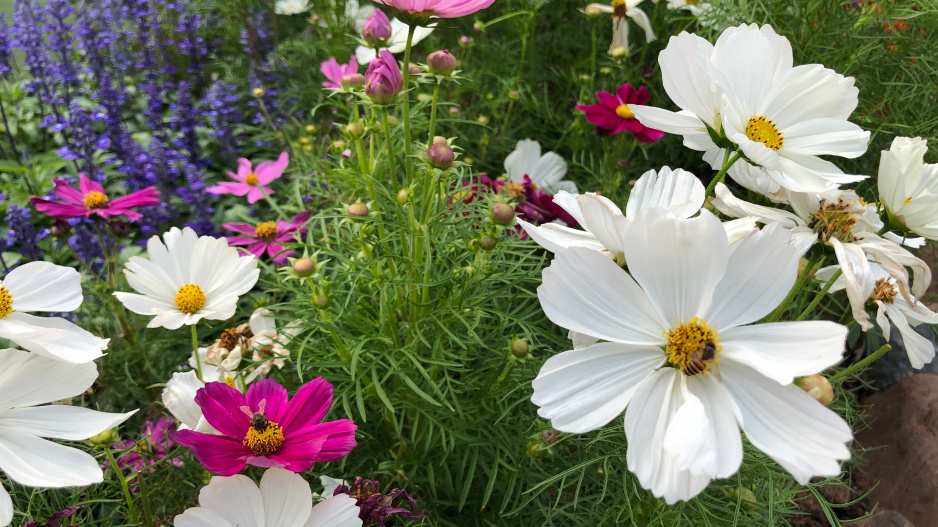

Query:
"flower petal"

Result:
[[0, 406, 135, 440], [0, 427, 104, 487], [198, 474, 265, 527], [259, 468, 312, 527], [0, 484, 12, 527], [3, 262, 82, 312], [625, 167, 705, 221], [195, 382, 250, 438], [0, 313, 108, 363], [175, 507, 236, 527], [303, 494, 361, 527], [0, 349, 97, 408], [517, 219, 605, 254], [720, 321, 846, 385]]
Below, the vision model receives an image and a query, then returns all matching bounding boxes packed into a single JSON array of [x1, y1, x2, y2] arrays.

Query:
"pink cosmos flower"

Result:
[[373, 0, 496, 19], [365, 49, 403, 104], [223, 211, 310, 266], [576, 84, 665, 143], [207, 152, 289, 204], [321, 57, 358, 90], [110, 417, 183, 492], [29, 175, 160, 221], [172, 378, 357, 476]]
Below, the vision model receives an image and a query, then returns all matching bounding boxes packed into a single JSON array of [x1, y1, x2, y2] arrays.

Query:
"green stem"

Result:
[[426, 81, 441, 147], [796, 269, 842, 321], [191, 323, 203, 382], [134, 468, 155, 527], [703, 150, 743, 199], [257, 98, 282, 144], [401, 23, 417, 184], [380, 108, 398, 180], [104, 447, 139, 525], [589, 21, 597, 94], [763, 254, 821, 323], [829, 344, 891, 382]]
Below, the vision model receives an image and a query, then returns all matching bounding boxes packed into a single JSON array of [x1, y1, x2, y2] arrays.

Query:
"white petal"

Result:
[[503, 139, 542, 183], [658, 31, 720, 124], [722, 217, 758, 244], [319, 476, 349, 501], [175, 507, 236, 527], [249, 308, 277, 335], [626, 7, 655, 42], [764, 64, 860, 126], [303, 495, 361, 527], [719, 321, 847, 385], [113, 291, 176, 316], [712, 24, 793, 116], [854, 232, 931, 300], [662, 379, 717, 476], [517, 220, 605, 254], [0, 406, 135, 440], [783, 118, 870, 158], [884, 303, 936, 369], [577, 193, 630, 257], [551, 191, 586, 225], [625, 167, 705, 221], [624, 208, 728, 324], [569, 330, 600, 349], [532, 151, 569, 189], [0, 483, 11, 527], [538, 247, 668, 344], [630, 106, 707, 137], [198, 475, 265, 527], [830, 238, 875, 330], [2, 262, 81, 312], [0, 313, 107, 363], [0, 427, 104, 487], [624, 369, 712, 504], [0, 348, 97, 408], [531, 343, 665, 433], [711, 183, 804, 227], [260, 468, 312, 527], [720, 361, 851, 484], [692, 374, 743, 478], [162, 372, 205, 430]]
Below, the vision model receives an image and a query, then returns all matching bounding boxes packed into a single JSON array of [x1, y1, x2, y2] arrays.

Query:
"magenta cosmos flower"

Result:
[[173, 378, 357, 476], [365, 49, 403, 104], [30, 175, 160, 221], [374, 0, 496, 19], [207, 152, 288, 204], [223, 211, 310, 266], [321, 56, 358, 90], [576, 84, 664, 143]]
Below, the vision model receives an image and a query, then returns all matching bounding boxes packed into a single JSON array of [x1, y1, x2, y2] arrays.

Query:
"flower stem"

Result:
[[763, 254, 821, 322], [401, 23, 417, 184], [426, 81, 441, 148], [796, 269, 842, 321], [134, 468, 155, 527], [381, 108, 398, 179], [261, 186, 289, 220], [191, 323, 203, 382], [704, 150, 743, 199], [829, 343, 891, 382], [103, 447, 139, 525]]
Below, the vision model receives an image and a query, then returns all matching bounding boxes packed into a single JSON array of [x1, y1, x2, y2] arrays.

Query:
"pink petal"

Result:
[[223, 222, 259, 237], [635, 126, 665, 143], [594, 91, 622, 109], [247, 242, 268, 258], [109, 187, 161, 209], [195, 382, 250, 438], [615, 83, 636, 104], [51, 178, 85, 204], [246, 186, 269, 204], [274, 436, 327, 473], [245, 454, 289, 469], [630, 85, 651, 105], [235, 158, 254, 181], [578, 104, 623, 130], [278, 377, 333, 436], [285, 420, 358, 462], [29, 198, 87, 219], [225, 236, 258, 247], [78, 174, 105, 195], [320, 58, 342, 84], [254, 152, 289, 185], [245, 379, 289, 421], [103, 208, 144, 220], [172, 430, 249, 476], [208, 181, 252, 197]]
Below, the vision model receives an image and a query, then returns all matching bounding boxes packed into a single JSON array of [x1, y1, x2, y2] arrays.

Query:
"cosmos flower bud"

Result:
[[50, 219, 72, 239], [305, 124, 317, 133], [432, 136, 448, 145], [396, 188, 412, 204], [477, 115, 489, 125], [509, 90, 520, 100], [365, 50, 403, 104], [540, 428, 559, 445], [252, 87, 265, 98], [479, 233, 497, 251], [340, 73, 366, 90], [345, 122, 364, 138], [109, 220, 132, 237], [610, 46, 626, 58], [313, 293, 329, 308], [796, 375, 834, 407], [361, 9, 392, 45], [427, 49, 458, 76], [427, 143, 455, 169], [731, 487, 758, 511], [510, 338, 529, 358], [473, 22, 483, 33], [347, 202, 370, 217], [459, 35, 472, 48], [86, 428, 119, 447], [584, 4, 604, 17], [408, 63, 421, 75], [292, 257, 316, 276], [492, 203, 516, 225]]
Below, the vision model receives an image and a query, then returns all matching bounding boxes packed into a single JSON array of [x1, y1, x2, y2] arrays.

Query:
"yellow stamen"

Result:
[[871, 278, 898, 304], [0, 286, 12, 318], [745, 115, 784, 151], [175, 284, 206, 314], [245, 173, 259, 185], [904, 196, 913, 206], [615, 104, 634, 119], [664, 317, 721, 376], [83, 191, 110, 209], [224, 377, 238, 388], [254, 221, 278, 241], [243, 420, 284, 455], [808, 198, 858, 243]]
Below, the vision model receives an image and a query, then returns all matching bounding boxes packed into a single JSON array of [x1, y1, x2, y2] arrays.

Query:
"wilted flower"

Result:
[[22, 506, 84, 527], [334, 477, 424, 526], [30, 175, 160, 221], [207, 153, 290, 204], [582, 0, 655, 54], [878, 136, 938, 240], [223, 211, 310, 266], [576, 84, 664, 142], [365, 50, 403, 104], [321, 57, 359, 91]]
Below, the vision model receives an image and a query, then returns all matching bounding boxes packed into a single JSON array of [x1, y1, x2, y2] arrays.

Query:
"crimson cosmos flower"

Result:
[[223, 211, 310, 266], [172, 378, 357, 476], [576, 84, 665, 143], [30, 175, 160, 221]]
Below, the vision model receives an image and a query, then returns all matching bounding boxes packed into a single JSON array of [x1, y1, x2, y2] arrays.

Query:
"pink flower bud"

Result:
[[427, 143, 455, 169], [427, 49, 457, 76], [492, 203, 515, 225], [341, 73, 366, 90], [348, 202, 370, 217], [459, 35, 472, 48], [361, 9, 392, 45], [365, 50, 403, 104]]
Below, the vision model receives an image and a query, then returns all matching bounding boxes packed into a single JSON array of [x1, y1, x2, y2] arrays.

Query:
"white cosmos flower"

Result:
[[502, 139, 577, 194], [114, 227, 260, 330], [174, 468, 360, 527], [666, 0, 711, 16], [519, 167, 755, 263], [816, 262, 938, 369], [878, 136, 938, 240], [355, 19, 435, 64], [275, 0, 309, 15], [531, 208, 851, 503], [0, 348, 136, 525], [631, 24, 870, 194], [583, 0, 655, 54], [0, 261, 109, 364]]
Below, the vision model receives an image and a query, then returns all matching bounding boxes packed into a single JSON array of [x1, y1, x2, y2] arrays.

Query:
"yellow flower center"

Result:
[[175, 284, 206, 314], [904, 196, 913, 206], [245, 173, 259, 185], [254, 221, 279, 241], [83, 191, 110, 209], [808, 198, 858, 243], [243, 415, 284, 455], [871, 278, 898, 304], [664, 317, 721, 376], [224, 377, 238, 388], [745, 115, 784, 151], [0, 286, 12, 318], [615, 104, 634, 119]]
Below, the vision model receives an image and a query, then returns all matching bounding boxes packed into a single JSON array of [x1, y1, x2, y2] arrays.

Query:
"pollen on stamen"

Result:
[[83, 191, 110, 209], [745, 115, 784, 151], [175, 284, 206, 314], [871, 278, 898, 304], [243, 420, 284, 455], [663, 317, 722, 376], [0, 286, 12, 318], [615, 104, 634, 119], [245, 173, 260, 185], [254, 221, 279, 241]]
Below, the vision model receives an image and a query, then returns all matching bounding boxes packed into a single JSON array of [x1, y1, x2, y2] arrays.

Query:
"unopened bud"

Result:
[[331, 140, 346, 152], [341, 73, 366, 90], [510, 338, 529, 358], [578, 74, 590, 82], [50, 219, 72, 239], [473, 22, 483, 33], [305, 124, 317, 133], [432, 136, 448, 145], [417, 93, 431, 102], [313, 293, 329, 308], [408, 63, 421, 75], [600, 66, 612, 75], [292, 257, 316, 276], [361, 9, 392, 45], [796, 375, 834, 407], [611, 46, 627, 58], [642, 65, 655, 79], [479, 233, 497, 251], [252, 87, 265, 98], [386, 115, 399, 126], [347, 202, 369, 217], [448, 106, 459, 115], [459, 35, 472, 48], [540, 428, 559, 445], [492, 203, 516, 225], [509, 90, 520, 100], [109, 220, 132, 237], [345, 122, 364, 138], [87, 428, 119, 447], [427, 49, 458, 76], [463, 157, 474, 166], [477, 115, 489, 125], [396, 188, 412, 204], [427, 143, 455, 169], [731, 487, 758, 511], [584, 5, 604, 17]]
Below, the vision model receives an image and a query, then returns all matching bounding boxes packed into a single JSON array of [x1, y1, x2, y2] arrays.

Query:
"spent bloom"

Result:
[[207, 152, 289, 204], [503, 139, 577, 193], [114, 227, 260, 330], [321, 57, 359, 91], [878, 136, 938, 240], [21, 506, 84, 527], [224, 211, 310, 266], [30, 175, 160, 221], [582, 0, 655, 54], [175, 468, 361, 527], [576, 84, 664, 142], [361, 9, 392, 45], [172, 378, 357, 476], [355, 19, 435, 64], [631, 24, 870, 194], [0, 261, 109, 363], [0, 348, 136, 526], [531, 208, 851, 503], [365, 49, 403, 104], [372, 0, 496, 20], [334, 477, 424, 526], [111, 417, 183, 492]]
